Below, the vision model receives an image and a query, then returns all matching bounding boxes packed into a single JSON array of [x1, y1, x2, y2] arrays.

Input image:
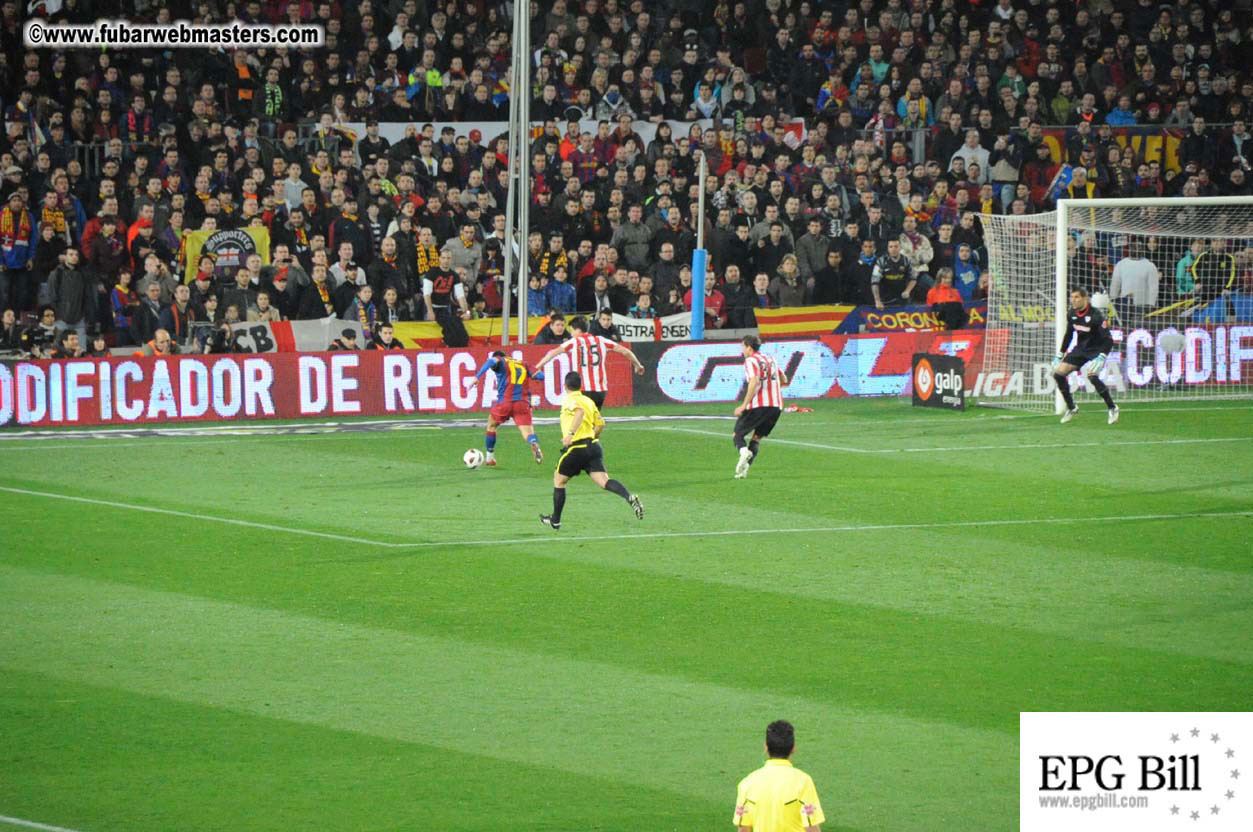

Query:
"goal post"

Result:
[[980, 196, 1253, 412]]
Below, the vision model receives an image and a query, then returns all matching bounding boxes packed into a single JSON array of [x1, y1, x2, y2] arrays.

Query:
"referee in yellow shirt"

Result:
[[540, 372, 644, 530], [733, 720, 825, 832]]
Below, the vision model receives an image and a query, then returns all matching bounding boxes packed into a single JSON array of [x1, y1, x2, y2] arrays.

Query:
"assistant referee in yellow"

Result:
[[539, 371, 644, 530], [733, 720, 825, 832]]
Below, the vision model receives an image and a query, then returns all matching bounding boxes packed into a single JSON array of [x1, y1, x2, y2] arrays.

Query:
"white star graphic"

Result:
[[1191, 727, 1200, 738], [1170, 805, 1180, 815], [1227, 790, 1236, 800], [1212, 733, 1221, 743], [1171, 733, 1181, 743], [1191, 810, 1200, 820], [1234, 769, 1242, 780], [1228, 748, 1236, 759], [1211, 805, 1220, 816]]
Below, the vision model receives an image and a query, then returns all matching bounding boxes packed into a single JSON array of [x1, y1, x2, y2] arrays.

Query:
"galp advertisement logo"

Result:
[[1021, 712, 1251, 831], [914, 357, 935, 401]]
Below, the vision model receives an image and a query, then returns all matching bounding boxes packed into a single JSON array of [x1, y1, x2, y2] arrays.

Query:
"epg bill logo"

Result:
[[1021, 712, 1251, 832]]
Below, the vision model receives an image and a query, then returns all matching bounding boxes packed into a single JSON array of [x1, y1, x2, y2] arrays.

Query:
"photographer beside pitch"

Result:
[[1053, 287, 1119, 425]]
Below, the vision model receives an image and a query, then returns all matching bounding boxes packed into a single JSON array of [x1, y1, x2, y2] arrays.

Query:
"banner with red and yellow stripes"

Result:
[[752, 305, 855, 337]]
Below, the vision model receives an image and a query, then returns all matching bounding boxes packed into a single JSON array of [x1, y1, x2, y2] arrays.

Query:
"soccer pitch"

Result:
[[1, 398, 1250, 831]]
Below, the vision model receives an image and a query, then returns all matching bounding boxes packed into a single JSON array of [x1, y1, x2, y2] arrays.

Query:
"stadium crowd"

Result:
[[1, 0, 1251, 357]]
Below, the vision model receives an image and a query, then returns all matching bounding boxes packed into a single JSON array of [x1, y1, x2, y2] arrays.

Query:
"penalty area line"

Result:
[[0, 815, 90, 832], [658, 426, 1253, 454]]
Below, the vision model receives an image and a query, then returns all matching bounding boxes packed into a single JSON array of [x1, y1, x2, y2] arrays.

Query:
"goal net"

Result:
[[979, 197, 1253, 411]]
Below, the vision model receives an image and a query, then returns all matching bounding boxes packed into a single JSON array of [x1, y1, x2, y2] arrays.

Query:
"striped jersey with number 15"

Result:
[[557, 333, 616, 392], [745, 352, 784, 409]]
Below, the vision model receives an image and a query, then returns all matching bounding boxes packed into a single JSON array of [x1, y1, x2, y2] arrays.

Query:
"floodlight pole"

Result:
[[500, 3, 523, 346], [515, 6, 531, 346]]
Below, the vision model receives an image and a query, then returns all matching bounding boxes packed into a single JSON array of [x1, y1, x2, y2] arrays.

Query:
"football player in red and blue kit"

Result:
[[469, 351, 545, 466]]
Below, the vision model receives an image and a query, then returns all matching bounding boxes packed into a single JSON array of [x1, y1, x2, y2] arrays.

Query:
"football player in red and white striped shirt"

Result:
[[733, 335, 789, 479], [533, 315, 645, 409]]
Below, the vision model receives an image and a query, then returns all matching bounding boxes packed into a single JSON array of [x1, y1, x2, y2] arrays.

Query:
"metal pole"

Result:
[[1053, 199, 1070, 416], [690, 149, 708, 341], [515, 5, 531, 345], [499, 3, 521, 346]]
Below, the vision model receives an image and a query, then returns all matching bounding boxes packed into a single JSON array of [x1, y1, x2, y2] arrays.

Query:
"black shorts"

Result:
[[584, 390, 606, 410], [557, 440, 605, 478], [734, 406, 782, 440], [1063, 349, 1103, 369]]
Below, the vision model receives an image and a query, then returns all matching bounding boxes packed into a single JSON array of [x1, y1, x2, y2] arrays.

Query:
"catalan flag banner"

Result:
[[392, 316, 550, 349], [753, 305, 855, 337]]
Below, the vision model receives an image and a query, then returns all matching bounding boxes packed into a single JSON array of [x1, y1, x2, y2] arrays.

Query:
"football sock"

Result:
[[733, 433, 747, 451], [485, 429, 497, 453], [747, 440, 760, 465], [1053, 373, 1076, 409], [604, 479, 631, 501], [526, 433, 539, 446], [1090, 377, 1116, 409], [552, 487, 566, 523]]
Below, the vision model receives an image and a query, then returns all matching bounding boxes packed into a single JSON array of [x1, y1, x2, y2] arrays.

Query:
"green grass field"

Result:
[[1, 398, 1250, 831]]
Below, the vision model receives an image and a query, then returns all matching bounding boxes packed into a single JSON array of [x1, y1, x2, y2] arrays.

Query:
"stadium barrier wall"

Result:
[[629, 330, 987, 404], [8, 325, 1241, 427]]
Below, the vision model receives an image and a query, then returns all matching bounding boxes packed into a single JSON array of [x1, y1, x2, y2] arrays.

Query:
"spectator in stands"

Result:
[[343, 284, 377, 340], [222, 266, 259, 322], [927, 268, 968, 330], [0, 191, 36, 314], [329, 329, 359, 350], [0, 308, 24, 353], [771, 255, 806, 308], [588, 308, 621, 342], [533, 312, 570, 345], [159, 283, 199, 344], [794, 218, 830, 296], [811, 249, 847, 305], [611, 204, 653, 272], [137, 328, 177, 357], [48, 247, 93, 342], [545, 265, 577, 314], [685, 266, 727, 329], [131, 279, 166, 344], [48, 330, 86, 359], [954, 244, 983, 303], [1110, 243, 1162, 328], [109, 268, 139, 346]]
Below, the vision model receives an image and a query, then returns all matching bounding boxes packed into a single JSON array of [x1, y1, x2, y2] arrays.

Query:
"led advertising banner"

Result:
[[0, 346, 634, 427]]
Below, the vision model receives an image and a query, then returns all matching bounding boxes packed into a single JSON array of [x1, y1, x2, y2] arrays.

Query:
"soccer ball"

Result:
[[1159, 332, 1186, 354], [463, 448, 485, 469]]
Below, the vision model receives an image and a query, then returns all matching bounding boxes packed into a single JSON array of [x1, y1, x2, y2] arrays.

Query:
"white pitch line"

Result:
[[4, 484, 1247, 550], [0, 486, 397, 547], [0, 815, 89, 832], [367, 509, 1253, 549], [660, 426, 1253, 454], [7, 483, 1242, 548]]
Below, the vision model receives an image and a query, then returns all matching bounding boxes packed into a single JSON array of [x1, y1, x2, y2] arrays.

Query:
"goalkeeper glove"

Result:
[[1051, 351, 1063, 370], [1081, 354, 1107, 375]]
